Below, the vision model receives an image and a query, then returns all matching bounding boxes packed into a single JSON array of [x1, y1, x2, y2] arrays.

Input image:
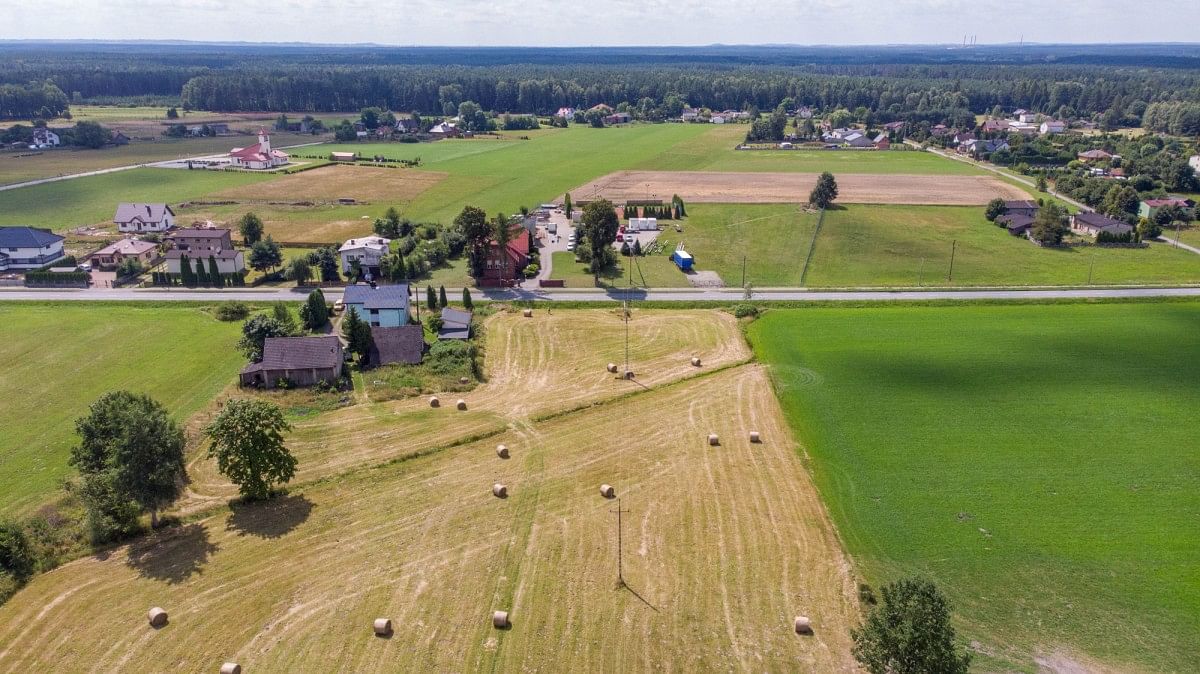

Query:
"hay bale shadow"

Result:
[[125, 523, 218, 584], [226, 494, 314, 539]]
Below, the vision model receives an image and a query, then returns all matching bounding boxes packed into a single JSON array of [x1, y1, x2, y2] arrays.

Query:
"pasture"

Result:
[[0, 308, 860, 672], [0, 303, 247, 516], [749, 302, 1200, 672]]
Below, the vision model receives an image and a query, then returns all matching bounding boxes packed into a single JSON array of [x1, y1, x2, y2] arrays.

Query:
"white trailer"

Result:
[[627, 217, 659, 232]]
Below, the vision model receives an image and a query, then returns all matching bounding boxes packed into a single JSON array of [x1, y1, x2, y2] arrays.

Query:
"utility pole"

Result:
[[1087, 252, 1096, 285], [918, 257, 925, 287], [1174, 220, 1182, 248], [623, 300, 630, 377], [947, 240, 957, 282], [740, 255, 747, 288], [610, 498, 631, 587]]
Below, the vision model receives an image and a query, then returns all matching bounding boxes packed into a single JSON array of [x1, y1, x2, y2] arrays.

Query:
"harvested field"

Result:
[[0, 353, 858, 671], [568, 170, 1028, 206], [188, 308, 751, 499], [212, 164, 447, 203]]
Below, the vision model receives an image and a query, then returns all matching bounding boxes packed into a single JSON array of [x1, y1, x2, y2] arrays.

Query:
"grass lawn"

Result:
[[749, 302, 1200, 672], [0, 303, 247, 516], [0, 168, 272, 230], [665, 204, 819, 286], [549, 251, 690, 288]]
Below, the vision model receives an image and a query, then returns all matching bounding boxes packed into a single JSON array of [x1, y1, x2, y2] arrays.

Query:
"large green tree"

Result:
[[809, 172, 839, 209], [249, 237, 283, 273], [70, 391, 187, 531], [341, 307, 373, 362], [455, 206, 491, 277], [984, 197, 1007, 222], [851, 577, 971, 674], [238, 314, 290, 361], [205, 399, 296, 501], [0, 521, 35, 582], [492, 213, 516, 283], [579, 199, 620, 285], [238, 212, 264, 245], [72, 121, 110, 148], [300, 289, 328, 330], [1030, 202, 1069, 246]]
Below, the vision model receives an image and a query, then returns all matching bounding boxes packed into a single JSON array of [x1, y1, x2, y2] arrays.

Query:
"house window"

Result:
[[370, 309, 379, 315]]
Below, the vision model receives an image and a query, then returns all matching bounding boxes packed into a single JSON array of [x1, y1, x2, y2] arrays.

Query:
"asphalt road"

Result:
[[3, 286, 1199, 303]]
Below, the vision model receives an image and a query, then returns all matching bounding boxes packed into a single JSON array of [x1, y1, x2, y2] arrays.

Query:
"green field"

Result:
[[749, 302, 1200, 671], [0, 303, 247, 516], [666, 204, 819, 286], [0, 168, 271, 230], [548, 251, 690, 288]]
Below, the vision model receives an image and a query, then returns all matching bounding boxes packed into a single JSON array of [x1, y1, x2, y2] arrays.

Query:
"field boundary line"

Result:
[[799, 207, 826, 286]]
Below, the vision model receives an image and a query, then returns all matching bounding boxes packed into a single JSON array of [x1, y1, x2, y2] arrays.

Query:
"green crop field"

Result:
[[0, 168, 270, 230], [749, 302, 1200, 672], [0, 303, 247, 516]]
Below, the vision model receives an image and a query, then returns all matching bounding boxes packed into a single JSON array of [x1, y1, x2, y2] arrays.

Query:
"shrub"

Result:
[[214, 302, 251, 321], [427, 339, 476, 375], [0, 521, 35, 582], [732, 303, 759, 318]]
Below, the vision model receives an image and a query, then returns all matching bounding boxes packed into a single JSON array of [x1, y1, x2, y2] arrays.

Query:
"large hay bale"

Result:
[[691, 356, 701, 367], [147, 607, 168, 628], [599, 484, 615, 498], [624, 370, 635, 380], [493, 610, 510, 628], [456, 399, 467, 411], [496, 444, 509, 459], [750, 431, 761, 443], [708, 433, 720, 446], [794, 616, 813, 635], [522, 308, 533, 318], [493, 483, 507, 498], [220, 664, 242, 674], [606, 362, 618, 373], [373, 618, 393, 636], [429, 396, 440, 408], [459, 376, 470, 385]]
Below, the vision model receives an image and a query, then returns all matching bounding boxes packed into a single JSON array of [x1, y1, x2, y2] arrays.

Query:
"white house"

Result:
[[711, 114, 726, 124], [1189, 155, 1200, 175], [30, 128, 60, 148], [229, 128, 289, 170], [680, 108, 700, 122], [555, 107, 576, 121], [339, 235, 391, 277], [0, 226, 66, 270], [1040, 120, 1067, 135], [113, 203, 176, 233], [165, 248, 245, 275]]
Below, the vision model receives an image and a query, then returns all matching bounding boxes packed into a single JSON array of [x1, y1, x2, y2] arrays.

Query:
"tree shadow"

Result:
[[225, 494, 315, 539], [125, 523, 218, 584]]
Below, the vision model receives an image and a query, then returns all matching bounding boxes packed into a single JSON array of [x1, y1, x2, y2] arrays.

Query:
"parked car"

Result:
[[333, 299, 345, 313]]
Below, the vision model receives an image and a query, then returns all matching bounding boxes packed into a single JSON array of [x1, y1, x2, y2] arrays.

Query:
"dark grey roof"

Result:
[[0, 226, 63, 248], [369, 325, 425, 365], [166, 248, 240, 260], [999, 214, 1034, 230], [254, 336, 342, 371], [1074, 212, 1132, 234], [343, 284, 410, 310], [1004, 200, 1039, 210], [438, 325, 471, 340], [113, 203, 174, 223], [171, 228, 230, 238], [441, 307, 472, 327]]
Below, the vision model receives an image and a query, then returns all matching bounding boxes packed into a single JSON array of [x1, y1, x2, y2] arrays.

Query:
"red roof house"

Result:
[[478, 225, 530, 287], [229, 128, 289, 170]]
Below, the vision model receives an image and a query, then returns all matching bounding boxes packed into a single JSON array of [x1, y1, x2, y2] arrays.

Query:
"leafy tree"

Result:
[[249, 237, 283, 273], [462, 287, 474, 310], [1137, 217, 1163, 240], [205, 399, 296, 501], [1030, 203, 1069, 246], [984, 198, 1008, 222], [455, 206, 491, 277], [238, 314, 289, 361], [1153, 204, 1185, 226], [300, 289, 328, 330], [564, 192, 572, 218], [71, 391, 186, 529], [207, 255, 222, 287], [359, 107, 383, 129], [274, 113, 289, 130], [438, 285, 448, 308], [194, 254, 210, 286], [333, 119, 356, 142], [285, 256, 311, 284], [72, 121, 110, 148], [0, 521, 35, 582], [492, 213, 515, 282], [851, 577, 971, 674], [238, 212, 264, 244], [311, 246, 340, 282], [579, 199, 620, 284], [1035, 172, 1048, 192], [272, 302, 297, 334], [341, 307, 373, 361], [426, 285, 437, 311], [1101, 184, 1140, 219], [809, 172, 839, 209]]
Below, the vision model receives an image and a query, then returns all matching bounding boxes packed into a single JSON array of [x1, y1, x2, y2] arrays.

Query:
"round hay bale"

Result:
[[750, 431, 761, 443], [373, 618, 393, 636], [147, 607, 168, 628], [691, 356, 701, 367], [522, 308, 533, 318], [624, 370, 635, 380], [606, 362, 618, 373], [456, 399, 467, 411], [599, 484, 615, 499], [493, 610, 510, 628], [459, 376, 470, 385], [220, 664, 242, 674], [496, 444, 509, 459], [493, 483, 507, 498], [794, 616, 813, 635], [429, 396, 440, 408], [708, 433, 720, 446]]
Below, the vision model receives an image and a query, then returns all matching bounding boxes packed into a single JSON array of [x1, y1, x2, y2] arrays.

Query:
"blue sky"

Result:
[[7, 0, 1200, 46]]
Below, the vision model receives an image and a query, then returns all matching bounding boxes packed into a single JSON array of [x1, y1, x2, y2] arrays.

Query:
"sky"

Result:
[[5, 0, 1200, 46]]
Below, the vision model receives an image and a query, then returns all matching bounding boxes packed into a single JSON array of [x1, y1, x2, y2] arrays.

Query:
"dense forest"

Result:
[[2, 43, 1200, 123]]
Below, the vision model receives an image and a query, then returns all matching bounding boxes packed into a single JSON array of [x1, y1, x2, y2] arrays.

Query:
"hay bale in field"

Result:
[[493, 610, 510, 628], [750, 431, 761, 443], [691, 356, 701, 367], [220, 664, 242, 674], [708, 433, 719, 446], [794, 616, 813, 635], [496, 444, 509, 459], [522, 308, 533, 318], [493, 483, 507, 498], [459, 376, 470, 384], [373, 618, 393, 636], [429, 396, 440, 408], [599, 484, 615, 498], [606, 362, 618, 373], [147, 607, 168, 628], [624, 370, 635, 380], [456, 399, 467, 410]]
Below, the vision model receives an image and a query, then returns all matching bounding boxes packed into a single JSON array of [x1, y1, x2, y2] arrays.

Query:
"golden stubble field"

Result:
[[0, 308, 861, 672]]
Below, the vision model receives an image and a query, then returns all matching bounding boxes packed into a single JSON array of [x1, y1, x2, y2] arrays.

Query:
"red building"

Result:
[[478, 225, 531, 287]]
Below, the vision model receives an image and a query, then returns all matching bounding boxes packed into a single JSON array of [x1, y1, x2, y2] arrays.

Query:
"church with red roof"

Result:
[[228, 128, 289, 169]]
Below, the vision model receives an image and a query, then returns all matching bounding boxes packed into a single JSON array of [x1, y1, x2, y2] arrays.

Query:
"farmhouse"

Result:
[[1071, 212, 1134, 238], [368, 325, 425, 366], [428, 122, 461, 138], [872, 133, 890, 149], [228, 128, 289, 170], [604, 112, 632, 125], [395, 118, 420, 134], [439, 307, 472, 340], [339, 235, 390, 277], [164, 248, 245, 275], [479, 224, 530, 286], [343, 283, 411, 327], [240, 336, 344, 389], [110, 131, 130, 146], [168, 227, 233, 253], [1004, 200, 1040, 218], [113, 203, 175, 233], [0, 226, 66, 271], [981, 119, 1009, 133], [997, 213, 1035, 237], [555, 107, 576, 121], [31, 128, 59, 148], [1138, 198, 1195, 221], [88, 239, 158, 271]]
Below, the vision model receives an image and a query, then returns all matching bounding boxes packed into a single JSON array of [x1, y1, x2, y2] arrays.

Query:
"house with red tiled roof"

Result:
[[228, 128, 289, 170], [478, 224, 530, 287]]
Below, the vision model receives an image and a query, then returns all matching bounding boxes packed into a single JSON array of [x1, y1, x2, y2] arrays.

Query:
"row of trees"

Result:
[[1, 120, 112, 148], [0, 80, 70, 120]]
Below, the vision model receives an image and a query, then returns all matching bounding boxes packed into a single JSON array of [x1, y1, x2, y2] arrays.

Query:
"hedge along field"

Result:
[[0, 303, 247, 516], [0, 168, 271, 230], [748, 302, 1200, 671]]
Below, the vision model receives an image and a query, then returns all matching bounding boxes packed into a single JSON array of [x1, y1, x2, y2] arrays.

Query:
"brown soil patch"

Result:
[[213, 164, 447, 203], [569, 170, 1028, 206]]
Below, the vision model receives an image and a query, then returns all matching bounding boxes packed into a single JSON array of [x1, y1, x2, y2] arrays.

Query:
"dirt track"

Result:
[[568, 170, 1029, 206]]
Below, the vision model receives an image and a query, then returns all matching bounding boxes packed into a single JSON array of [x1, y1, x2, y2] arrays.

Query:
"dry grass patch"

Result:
[[212, 164, 447, 204]]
